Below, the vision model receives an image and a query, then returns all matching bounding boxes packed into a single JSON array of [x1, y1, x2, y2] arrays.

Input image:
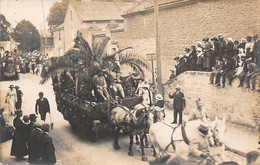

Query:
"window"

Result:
[[58, 30, 61, 41]]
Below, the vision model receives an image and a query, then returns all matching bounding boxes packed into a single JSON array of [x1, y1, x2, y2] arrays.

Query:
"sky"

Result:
[[0, 0, 61, 32]]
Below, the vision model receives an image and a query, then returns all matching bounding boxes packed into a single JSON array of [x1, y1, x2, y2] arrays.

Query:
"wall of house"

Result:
[[111, 0, 259, 82], [52, 29, 65, 57], [164, 71, 260, 128], [63, 1, 82, 52]]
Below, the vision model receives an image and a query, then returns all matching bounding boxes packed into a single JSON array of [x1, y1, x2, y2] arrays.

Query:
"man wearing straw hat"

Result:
[[168, 85, 186, 124]]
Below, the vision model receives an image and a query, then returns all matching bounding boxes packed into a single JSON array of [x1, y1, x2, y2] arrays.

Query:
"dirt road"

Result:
[[0, 74, 150, 165]]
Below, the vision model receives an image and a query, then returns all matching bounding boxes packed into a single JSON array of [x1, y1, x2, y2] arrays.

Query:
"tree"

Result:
[[0, 14, 11, 41], [47, 1, 68, 29], [40, 32, 149, 99], [12, 20, 41, 52]]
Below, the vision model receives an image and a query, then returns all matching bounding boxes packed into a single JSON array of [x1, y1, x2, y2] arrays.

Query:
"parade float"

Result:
[[41, 32, 149, 141]]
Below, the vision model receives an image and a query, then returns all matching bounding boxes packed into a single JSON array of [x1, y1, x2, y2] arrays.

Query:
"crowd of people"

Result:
[[1, 49, 49, 78], [10, 109, 56, 164], [2, 82, 55, 164], [173, 34, 260, 89]]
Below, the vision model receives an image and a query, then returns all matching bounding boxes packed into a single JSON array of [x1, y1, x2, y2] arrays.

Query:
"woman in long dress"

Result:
[[5, 85, 17, 115], [10, 110, 28, 159]]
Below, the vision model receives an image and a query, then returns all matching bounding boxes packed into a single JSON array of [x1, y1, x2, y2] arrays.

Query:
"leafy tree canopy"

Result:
[[0, 14, 11, 41], [12, 19, 41, 52], [47, 0, 69, 29]]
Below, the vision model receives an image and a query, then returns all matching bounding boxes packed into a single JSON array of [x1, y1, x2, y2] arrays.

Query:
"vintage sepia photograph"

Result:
[[0, 0, 259, 164]]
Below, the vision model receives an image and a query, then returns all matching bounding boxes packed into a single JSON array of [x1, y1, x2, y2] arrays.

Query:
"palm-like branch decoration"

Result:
[[40, 31, 150, 98]]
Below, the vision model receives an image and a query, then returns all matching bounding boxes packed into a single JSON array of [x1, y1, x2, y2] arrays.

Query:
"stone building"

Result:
[[51, 0, 135, 57], [106, 0, 260, 82]]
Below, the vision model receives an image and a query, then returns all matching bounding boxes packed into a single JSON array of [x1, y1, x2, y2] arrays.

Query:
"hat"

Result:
[[33, 120, 45, 127], [191, 45, 196, 48], [234, 40, 239, 44], [174, 57, 180, 60], [41, 123, 50, 132], [202, 37, 209, 42], [211, 37, 218, 41], [29, 114, 38, 120], [227, 38, 233, 42], [198, 123, 209, 135], [155, 94, 163, 101], [15, 86, 19, 89], [38, 92, 43, 95], [218, 34, 223, 38], [175, 85, 180, 89], [9, 85, 14, 88], [247, 36, 252, 40], [23, 115, 30, 123], [15, 109, 22, 115], [185, 48, 190, 51]]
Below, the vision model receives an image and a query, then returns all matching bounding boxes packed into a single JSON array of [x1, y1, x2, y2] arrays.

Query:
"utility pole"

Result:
[[154, 0, 163, 96], [41, 0, 47, 55]]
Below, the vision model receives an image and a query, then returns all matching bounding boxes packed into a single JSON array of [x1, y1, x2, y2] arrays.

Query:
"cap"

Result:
[[198, 123, 209, 135]]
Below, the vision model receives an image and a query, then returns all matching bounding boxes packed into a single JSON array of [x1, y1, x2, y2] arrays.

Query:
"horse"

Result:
[[149, 117, 227, 164], [133, 104, 166, 146], [110, 103, 154, 161]]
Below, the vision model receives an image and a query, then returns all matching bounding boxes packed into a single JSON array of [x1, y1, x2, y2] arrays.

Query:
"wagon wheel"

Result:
[[69, 117, 79, 133], [86, 119, 98, 142]]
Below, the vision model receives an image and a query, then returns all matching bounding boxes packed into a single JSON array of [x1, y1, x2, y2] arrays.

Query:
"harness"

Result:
[[162, 122, 190, 153], [121, 107, 149, 134]]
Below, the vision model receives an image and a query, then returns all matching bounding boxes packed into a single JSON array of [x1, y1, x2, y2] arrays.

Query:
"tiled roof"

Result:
[[74, 1, 134, 21], [124, 0, 200, 16]]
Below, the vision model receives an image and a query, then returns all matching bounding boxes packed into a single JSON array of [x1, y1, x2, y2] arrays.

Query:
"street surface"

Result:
[[0, 73, 256, 165], [0, 74, 151, 165]]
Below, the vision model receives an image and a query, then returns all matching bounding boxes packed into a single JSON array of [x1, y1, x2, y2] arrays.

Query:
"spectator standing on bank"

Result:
[[225, 38, 234, 60], [196, 42, 204, 71], [15, 86, 23, 110], [253, 34, 260, 68], [211, 37, 219, 68], [218, 34, 226, 60], [245, 36, 254, 61], [35, 92, 50, 121], [169, 86, 186, 124], [202, 38, 212, 71], [190, 46, 197, 71], [5, 85, 17, 116]]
